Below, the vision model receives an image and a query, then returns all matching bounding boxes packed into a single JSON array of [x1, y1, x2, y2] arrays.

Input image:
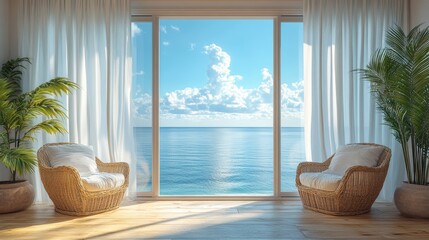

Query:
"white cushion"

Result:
[[44, 143, 99, 177], [81, 172, 125, 192], [326, 144, 384, 176], [299, 172, 343, 191]]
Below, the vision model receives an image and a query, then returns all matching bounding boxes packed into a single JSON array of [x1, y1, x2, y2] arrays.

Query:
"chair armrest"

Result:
[[96, 158, 130, 184], [38, 165, 86, 196], [296, 157, 332, 174], [295, 157, 333, 186], [335, 164, 389, 195], [344, 165, 384, 174]]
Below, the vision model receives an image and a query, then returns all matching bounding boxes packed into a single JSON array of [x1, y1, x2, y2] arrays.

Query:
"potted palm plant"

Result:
[[360, 25, 429, 218], [0, 58, 78, 213]]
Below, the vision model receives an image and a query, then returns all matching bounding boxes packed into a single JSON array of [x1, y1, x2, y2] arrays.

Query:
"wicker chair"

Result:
[[37, 143, 129, 216], [296, 143, 391, 216]]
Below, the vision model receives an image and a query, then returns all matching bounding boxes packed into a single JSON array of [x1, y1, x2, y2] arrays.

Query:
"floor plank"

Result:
[[0, 200, 428, 239]]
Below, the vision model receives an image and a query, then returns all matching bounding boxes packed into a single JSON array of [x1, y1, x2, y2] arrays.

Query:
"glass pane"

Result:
[[132, 22, 153, 192], [280, 22, 305, 192], [159, 19, 273, 195]]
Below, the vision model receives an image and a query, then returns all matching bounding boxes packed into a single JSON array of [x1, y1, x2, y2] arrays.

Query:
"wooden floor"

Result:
[[1, 200, 428, 239]]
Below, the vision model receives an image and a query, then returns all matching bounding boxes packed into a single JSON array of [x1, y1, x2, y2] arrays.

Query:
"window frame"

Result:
[[132, 13, 303, 200], [279, 16, 304, 196], [131, 17, 155, 197]]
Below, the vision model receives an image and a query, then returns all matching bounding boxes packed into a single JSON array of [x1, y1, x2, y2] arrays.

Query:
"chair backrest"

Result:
[[326, 143, 391, 176], [37, 144, 55, 169], [375, 144, 392, 170], [349, 143, 392, 172], [37, 142, 85, 169], [38, 142, 100, 178]]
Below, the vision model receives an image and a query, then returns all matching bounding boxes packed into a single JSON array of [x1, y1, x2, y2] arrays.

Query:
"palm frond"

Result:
[[28, 98, 67, 119], [22, 119, 68, 141], [0, 79, 13, 111], [358, 24, 429, 184], [0, 147, 37, 176], [0, 58, 30, 99], [32, 77, 79, 98], [0, 58, 78, 181]]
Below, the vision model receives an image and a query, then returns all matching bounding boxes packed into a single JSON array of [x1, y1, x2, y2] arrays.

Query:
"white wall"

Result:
[[410, 0, 429, 28], [131, 0, 303, 15], [0, 0, 10, 181], [0, 0, 9, 64]]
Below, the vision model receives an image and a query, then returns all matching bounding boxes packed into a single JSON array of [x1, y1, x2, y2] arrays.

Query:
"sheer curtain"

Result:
[[303, 0, 408, 201], [16, 0, 136, 202]]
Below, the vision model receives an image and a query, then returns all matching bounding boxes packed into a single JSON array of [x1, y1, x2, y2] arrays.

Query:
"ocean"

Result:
[[134, 127, 305, 195]]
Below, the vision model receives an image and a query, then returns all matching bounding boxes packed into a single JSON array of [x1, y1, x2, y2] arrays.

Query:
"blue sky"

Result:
[[132, 19, 303, 127], [159, 20, 273, 93]]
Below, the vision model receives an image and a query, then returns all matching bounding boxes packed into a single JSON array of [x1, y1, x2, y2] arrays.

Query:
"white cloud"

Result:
[[281, 81, 304, 112], [133, 91, 152, 121], [131, 23, 141, 37], [170, 25, 180, 31], [160, 25, 167, 34], [133, 43, 304, 127], [190, 43, 196, 51], [133, 70, 144, 76], [281, 80, 304, 126], [162, 41, 170, 46]]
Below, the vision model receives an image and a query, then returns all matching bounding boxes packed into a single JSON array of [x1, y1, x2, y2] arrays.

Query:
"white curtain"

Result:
[[304, 0, 408, 201], [16, 0, 136, 202]]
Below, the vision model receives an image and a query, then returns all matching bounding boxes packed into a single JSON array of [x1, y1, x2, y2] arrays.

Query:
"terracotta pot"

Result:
[[394, 182, 429, 218], [0, 180, 34, 214]]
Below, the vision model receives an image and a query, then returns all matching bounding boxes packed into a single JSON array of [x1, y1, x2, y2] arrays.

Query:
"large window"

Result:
[[159, 19, 273, 195], [132, 17, 304, 197], [280, 21, 305, 192], [132, 22, 153, 192]]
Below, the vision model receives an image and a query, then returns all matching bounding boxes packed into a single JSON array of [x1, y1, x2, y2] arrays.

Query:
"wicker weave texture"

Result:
[[296, 143, 391, 216], [37, 143, 130, 216]]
